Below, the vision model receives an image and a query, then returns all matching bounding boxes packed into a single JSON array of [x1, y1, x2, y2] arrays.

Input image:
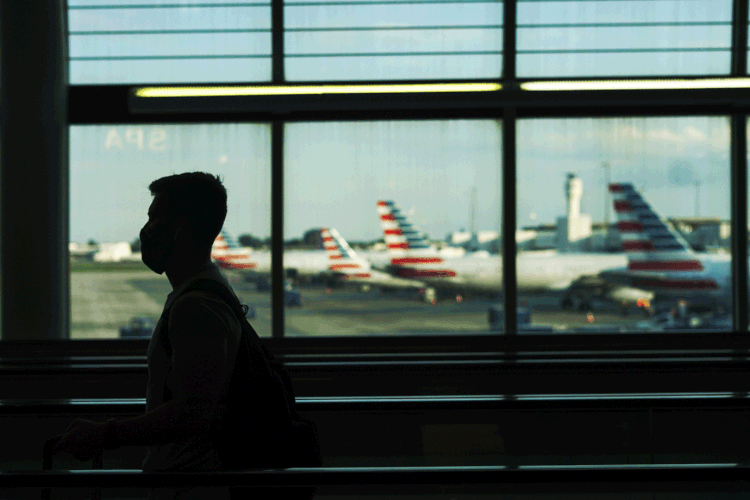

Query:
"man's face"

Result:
[[142, 195, 167, 235], [139, 194, 177, 275]]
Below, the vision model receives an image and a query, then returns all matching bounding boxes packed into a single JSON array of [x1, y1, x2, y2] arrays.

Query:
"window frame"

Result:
[[5, 0, 750, 351]]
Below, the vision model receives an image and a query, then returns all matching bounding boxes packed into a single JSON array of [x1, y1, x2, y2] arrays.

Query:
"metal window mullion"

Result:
[[272, 121, 285, 338], [731, 114, 748, 332], [731, 0, 749, 75], [503, 0, 516, 81], [271, 0, 283, 338], [501, 0, 517, 338], [502, 109, 517, 335], [1, 0, 69, 340], [272, 0, 285, 82]]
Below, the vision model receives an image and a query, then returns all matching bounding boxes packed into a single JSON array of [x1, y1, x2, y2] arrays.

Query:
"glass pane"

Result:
[[518, 0, 732, 78], [69, 124, 272, 339], [285, 0, 503, 81], [518, 117, 731, 332], [68, 0, 272, 84], [284, 120, 502, 336]]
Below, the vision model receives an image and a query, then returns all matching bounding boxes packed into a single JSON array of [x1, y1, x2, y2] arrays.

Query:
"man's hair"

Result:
[[149, 172, 227, 248]]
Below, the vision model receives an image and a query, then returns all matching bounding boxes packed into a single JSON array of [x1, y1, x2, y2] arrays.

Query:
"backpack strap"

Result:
[[158, 278, 257, 357], [158, 278, 257, 404]]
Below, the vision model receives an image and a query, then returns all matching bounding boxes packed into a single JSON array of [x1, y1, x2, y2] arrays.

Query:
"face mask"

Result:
[[140, 223, 177, 275]]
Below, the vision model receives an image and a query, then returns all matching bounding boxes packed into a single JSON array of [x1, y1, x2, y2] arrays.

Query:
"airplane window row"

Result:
[[64, 117, 738, 340], [67, 0, 733, 84]]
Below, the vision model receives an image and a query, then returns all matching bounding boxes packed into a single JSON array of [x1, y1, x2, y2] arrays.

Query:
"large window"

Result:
[[41, 0, 750, 340], [518, 117, 732, 332], [284, 120, 502, 335], [69, 125, 272, 338], [68, 0, 273, 84], [518, 0, 732, 77], [285, 0, 504, 80]]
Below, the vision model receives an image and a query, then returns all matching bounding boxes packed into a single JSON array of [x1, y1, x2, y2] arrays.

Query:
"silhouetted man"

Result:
[[54, 172, 242, 500]]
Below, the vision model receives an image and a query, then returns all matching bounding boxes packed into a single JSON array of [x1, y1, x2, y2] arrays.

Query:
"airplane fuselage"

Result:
[[390, 251, 630, 294], [213, 249, 331, 278]]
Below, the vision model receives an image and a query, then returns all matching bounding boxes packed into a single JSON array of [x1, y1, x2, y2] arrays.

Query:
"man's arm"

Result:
[[117, 294, 234, 445], [52, 294, 235, 458]]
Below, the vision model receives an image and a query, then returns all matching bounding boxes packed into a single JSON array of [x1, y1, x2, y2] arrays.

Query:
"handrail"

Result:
[[1, 353, 748, 372], [2, 465, 750, 492], [2, 392, 750, 415], [2, 331, 750, 360]]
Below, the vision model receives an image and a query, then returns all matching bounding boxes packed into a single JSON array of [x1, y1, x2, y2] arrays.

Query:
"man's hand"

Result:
[[51, 419, 106, 461]]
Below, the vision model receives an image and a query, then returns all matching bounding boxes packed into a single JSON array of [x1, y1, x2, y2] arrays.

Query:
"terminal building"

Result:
[[2, 1, 750, 498]]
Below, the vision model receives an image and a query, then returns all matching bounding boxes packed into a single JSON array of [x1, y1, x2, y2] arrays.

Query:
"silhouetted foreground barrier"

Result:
[[4, 392, 750, 415], [3, 465, 750, 494]]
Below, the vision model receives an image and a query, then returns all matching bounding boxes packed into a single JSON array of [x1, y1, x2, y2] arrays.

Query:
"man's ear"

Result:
[[171, 216, 188, 241]]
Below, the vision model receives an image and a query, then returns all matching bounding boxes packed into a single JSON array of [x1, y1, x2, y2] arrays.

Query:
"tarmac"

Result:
[[70, 268, 654, 339]]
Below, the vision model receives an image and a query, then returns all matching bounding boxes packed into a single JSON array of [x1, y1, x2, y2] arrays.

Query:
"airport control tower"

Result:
[[556, 173, 592, 252]]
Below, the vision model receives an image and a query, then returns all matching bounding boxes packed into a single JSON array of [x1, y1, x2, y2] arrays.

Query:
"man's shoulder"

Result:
[[173, 271, 235, 305], [166, 272, 242, 327], [170, 286, 235, 317], [166, 289, 242, 346]]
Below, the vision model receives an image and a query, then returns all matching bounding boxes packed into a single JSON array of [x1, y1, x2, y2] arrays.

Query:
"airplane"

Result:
[[321, 227, 426, 292], [211, 230, 258, 270], [377, 200, 653, 309], [600, 183, 732, 312], [210, 229, 332, 281]]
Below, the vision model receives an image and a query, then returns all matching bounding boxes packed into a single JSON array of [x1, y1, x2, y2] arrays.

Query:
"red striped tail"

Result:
[[320, 228, 372, 279], [609, 183, 703, 272]]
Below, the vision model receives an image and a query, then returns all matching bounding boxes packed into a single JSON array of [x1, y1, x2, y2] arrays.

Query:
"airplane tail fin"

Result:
[[212, 229, 241, 253], [321, 228, 372, 279], [609, 183, 702, 272], [212, 230, 231, 257], [211, 229, 257, 270], [377, 200, 443, 265], [376, 200, 433, 251], [377, 200, 409, 256]]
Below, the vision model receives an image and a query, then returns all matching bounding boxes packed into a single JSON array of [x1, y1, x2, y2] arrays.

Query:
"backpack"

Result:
[[158, 277, 322, 499]]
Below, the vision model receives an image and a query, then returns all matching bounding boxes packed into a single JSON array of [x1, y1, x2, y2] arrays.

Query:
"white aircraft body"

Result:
[[211, 230, 331, 279], [321, 227, 425, 290], [601, 183, 732, 309], [377, 200, 652, 305]]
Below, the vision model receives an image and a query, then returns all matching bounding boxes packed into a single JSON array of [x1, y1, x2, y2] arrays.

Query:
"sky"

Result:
[[70, 117, 733, 244], [67, 0, 739, 244]]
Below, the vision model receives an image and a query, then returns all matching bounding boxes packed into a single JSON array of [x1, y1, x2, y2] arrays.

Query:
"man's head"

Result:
[[140, 172, 227, 274]]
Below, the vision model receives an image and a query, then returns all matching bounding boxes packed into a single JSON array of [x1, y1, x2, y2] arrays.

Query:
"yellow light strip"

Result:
[[521, 78, 750, 91], [134, 83, 502, 98]]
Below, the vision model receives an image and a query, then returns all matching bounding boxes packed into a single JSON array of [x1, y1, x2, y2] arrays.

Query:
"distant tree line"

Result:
[[238, 234, 267, 248], [129, 228, 384, 253]]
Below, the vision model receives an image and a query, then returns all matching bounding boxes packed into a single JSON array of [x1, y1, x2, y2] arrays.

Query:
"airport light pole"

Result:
[[694, 179, 702, 217], [602, 161, 611, 250]]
